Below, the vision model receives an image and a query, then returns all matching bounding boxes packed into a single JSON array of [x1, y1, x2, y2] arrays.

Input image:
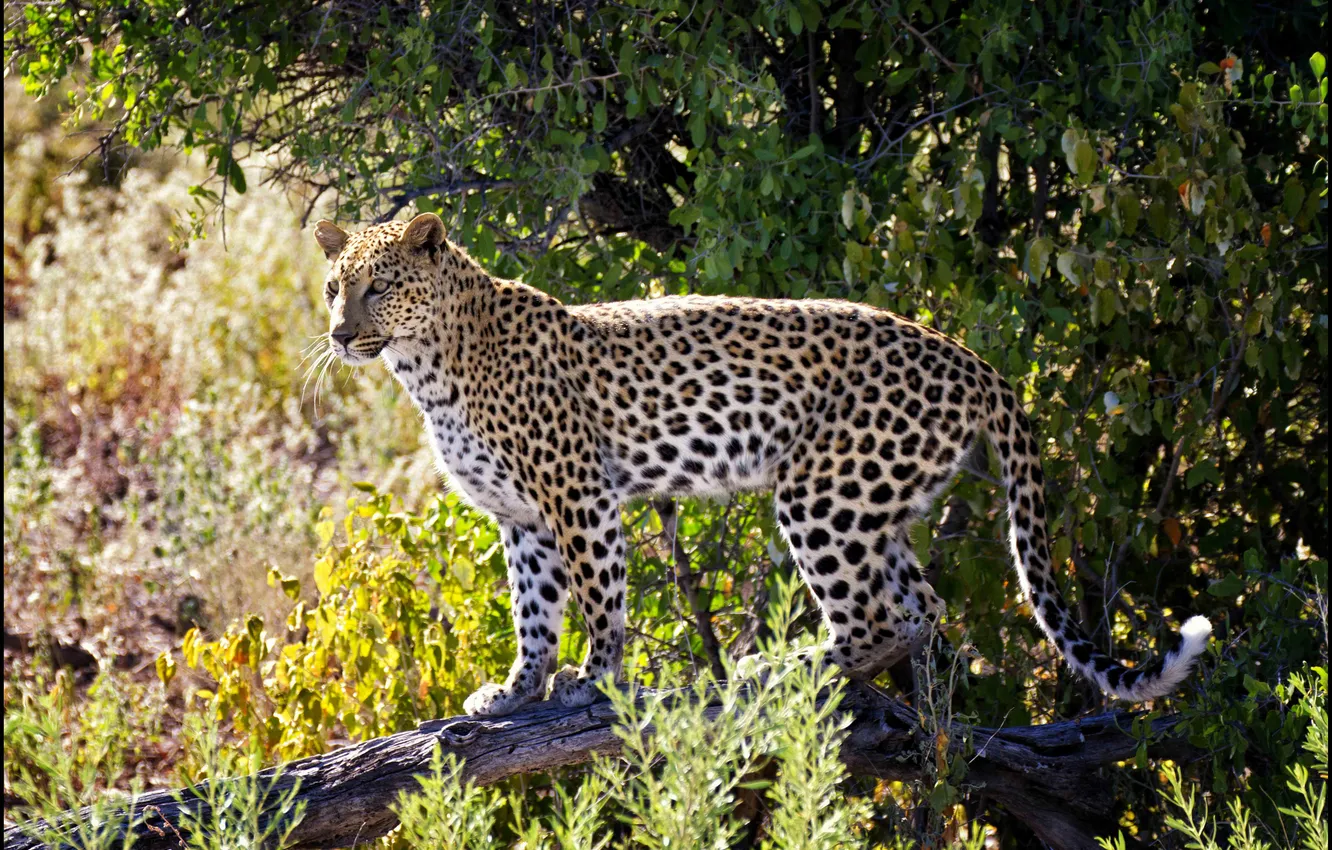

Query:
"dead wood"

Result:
[[3, 682, 1193, 850]]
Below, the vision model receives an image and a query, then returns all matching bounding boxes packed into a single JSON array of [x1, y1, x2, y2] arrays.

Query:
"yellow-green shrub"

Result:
[[178, 487, 513, 760]]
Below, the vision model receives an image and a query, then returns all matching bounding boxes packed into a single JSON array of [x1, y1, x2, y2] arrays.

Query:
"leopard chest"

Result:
[[423, 408, 540, 527]]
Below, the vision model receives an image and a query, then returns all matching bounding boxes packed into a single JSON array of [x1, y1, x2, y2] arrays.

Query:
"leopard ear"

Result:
[[401, 212, 446, 254], [314, 220, 348, 260]]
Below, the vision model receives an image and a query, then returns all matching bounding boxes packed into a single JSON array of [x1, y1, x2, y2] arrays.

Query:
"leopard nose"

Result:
[[331, 330, 355, 348]]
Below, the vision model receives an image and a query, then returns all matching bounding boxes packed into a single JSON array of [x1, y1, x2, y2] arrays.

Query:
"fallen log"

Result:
[[4, 683, 1193, 850]]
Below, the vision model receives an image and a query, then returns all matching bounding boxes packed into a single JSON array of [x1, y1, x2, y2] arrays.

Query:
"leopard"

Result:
[[312, 212, 1211, 717]]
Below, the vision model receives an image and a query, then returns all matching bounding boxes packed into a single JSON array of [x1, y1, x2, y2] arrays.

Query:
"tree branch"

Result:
[[5, 683, 1195, 850], [653, 499, 727, 680], [376, 178, 522, 222]]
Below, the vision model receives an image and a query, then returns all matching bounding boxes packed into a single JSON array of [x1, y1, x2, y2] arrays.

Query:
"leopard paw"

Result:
[[463, 681, 540, 717], [547, 665, 607, 708]]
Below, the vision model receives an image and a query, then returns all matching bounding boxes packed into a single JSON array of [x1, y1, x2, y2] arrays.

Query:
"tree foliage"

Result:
[[5, 0, 1328, 843]]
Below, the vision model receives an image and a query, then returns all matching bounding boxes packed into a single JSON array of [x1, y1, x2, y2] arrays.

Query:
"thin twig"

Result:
[[653, 499, 727, 680]]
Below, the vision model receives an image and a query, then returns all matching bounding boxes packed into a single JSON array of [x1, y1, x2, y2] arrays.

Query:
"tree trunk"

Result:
[[4, 683, 1191, 850]]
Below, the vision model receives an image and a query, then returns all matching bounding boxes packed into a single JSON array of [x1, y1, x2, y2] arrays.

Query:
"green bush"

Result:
[[390, 585, 897, 850], [178, 488, 514, 760], [5, 698, 307, 850], [4, 666, 164, 813], [1102, 667, 1327, 850], [3, 0, 1327, 845]]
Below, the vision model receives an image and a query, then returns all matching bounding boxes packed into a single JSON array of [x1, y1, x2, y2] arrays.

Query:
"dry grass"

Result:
[[3, 79, 436, 673]]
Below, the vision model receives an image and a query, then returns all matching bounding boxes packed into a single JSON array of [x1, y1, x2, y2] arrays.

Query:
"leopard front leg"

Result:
[[545, 490, 627, 708], [463, 523, 568, 717]]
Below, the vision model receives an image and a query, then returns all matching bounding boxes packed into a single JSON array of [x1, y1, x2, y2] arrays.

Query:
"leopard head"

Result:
[[313, 213, 448, 365]]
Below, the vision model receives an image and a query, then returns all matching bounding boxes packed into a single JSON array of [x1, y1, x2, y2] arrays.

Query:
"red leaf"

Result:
[[1163, 518, 1183, 547]]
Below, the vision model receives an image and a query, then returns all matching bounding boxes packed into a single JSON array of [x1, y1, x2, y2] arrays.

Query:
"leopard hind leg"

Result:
[[771, 453, 945, 681]]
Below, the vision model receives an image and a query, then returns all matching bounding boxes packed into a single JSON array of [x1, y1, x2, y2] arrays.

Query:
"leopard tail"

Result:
[[985, 398, 1210, 701]]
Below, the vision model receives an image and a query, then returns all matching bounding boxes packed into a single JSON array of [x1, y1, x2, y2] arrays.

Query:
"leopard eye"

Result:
[[368, 278, 391, 296], [324, 280, 338, 302]]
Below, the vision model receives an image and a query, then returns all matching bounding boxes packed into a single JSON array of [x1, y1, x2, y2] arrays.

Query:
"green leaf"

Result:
[[1244, 310, 1264, 336], [452, 558, 476, 591], [791, 142, 820, 160], [1312, 52, 1327, 80], [1056, 251, 1081, 286], [1061, 128, 1080, 172], [155, 651, 177, 687], [1148, 199, 1170, 238], [1186, 459, 1221, 489], [1073, 139, 1097, 182], [228, 160, 247, 194], [1094, 287, 1119, 326], [883, 67, 917, 95], [313, 555, 333, 596], [254, 63, 277, 93], [1243, 674, 1271, 697], [909, 521, 931, 568], [1115, 189, 1141, 235], [267, 566, 302, 600], [1053, 535, 1072, 566], [1206, 574, 1245, 597], [316, 518, 335, 545], [1283, 178, 1306, 218], [281, 576, 301, 599], [688, 112, 706, 147], [1026, 237, 1052, 281]]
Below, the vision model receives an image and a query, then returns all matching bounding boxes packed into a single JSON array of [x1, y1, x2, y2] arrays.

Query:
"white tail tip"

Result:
[[1179, 616, 1212, 656], [1103, 614, 1212, 702]]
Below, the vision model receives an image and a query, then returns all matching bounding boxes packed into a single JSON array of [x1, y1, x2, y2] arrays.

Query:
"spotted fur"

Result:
[[313, 214, 1211, 716]]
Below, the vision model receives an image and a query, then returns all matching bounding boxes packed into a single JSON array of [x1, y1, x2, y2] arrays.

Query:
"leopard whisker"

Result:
[[313, 349, 339, 417], [298, 334, 329, 360], [299, 346, 327, 407], [297, 336, 330, 372], [303, 346, 337, 416]]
